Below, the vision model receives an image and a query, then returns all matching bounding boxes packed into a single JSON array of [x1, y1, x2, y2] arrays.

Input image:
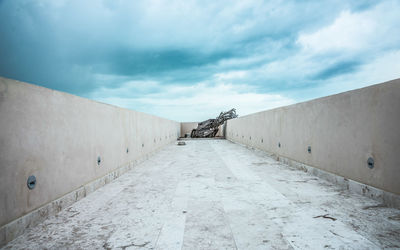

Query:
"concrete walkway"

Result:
[[3, 140, 400, 249]]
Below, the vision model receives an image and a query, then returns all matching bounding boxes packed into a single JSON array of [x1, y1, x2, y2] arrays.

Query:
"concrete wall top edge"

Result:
[[233, 78, 400, 121], [0, 76, 178, 123]]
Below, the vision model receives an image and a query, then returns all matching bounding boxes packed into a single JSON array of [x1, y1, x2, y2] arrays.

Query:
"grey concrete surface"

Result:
[[0, 147, 168, 247], [226, 79, 400, 196], [264, 151, 400, 208], [180, 122, 198, 137], [0, 77, 180, 232], [2, 140, 400, 249]]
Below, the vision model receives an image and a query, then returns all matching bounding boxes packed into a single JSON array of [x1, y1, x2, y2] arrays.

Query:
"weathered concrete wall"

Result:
[[216, 124, 225, 137], [180, 122, 198, 137], [226, 79, 400, 195], [0, 77, 180, 228]]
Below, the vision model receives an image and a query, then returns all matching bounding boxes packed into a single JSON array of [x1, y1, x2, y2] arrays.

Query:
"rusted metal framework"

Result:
[[190, 108, 238, 138]]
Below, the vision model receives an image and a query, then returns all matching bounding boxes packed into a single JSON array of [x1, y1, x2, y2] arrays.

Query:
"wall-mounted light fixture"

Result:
[[367, 157, 374, 169], [27, 175, 36, 190]]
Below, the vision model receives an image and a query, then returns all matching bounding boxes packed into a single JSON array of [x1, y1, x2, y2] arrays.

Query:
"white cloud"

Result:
[[214, 70, 248, 81], [297, 1, 400, 54], [324, 49, 400, 92], [288, 49, 400, 102], [297, 11, 376, 52], [89, 80, 294, 122]]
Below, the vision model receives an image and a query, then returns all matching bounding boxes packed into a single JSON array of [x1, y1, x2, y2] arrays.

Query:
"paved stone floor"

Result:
[[3, 140, 400, 249]]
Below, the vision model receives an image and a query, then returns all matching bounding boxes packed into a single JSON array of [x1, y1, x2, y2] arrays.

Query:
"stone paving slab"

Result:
[[2, 140, 400, 249]]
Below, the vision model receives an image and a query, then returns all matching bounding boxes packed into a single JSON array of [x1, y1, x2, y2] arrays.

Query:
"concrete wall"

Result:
[[0, 77, 180, 228], [226, 79, 400, 195], [216, 124, 225, 137], [180, 122, 198, 137]]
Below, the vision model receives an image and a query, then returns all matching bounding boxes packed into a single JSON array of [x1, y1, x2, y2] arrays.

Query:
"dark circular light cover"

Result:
[[367, 157, 374, 169], [27, 175, 36, 190]]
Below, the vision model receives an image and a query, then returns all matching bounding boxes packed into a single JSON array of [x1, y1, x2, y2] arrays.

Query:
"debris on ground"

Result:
[[191, 108, 238, 138], [177, 141, 186, 146], [313, 214, 337, 221]]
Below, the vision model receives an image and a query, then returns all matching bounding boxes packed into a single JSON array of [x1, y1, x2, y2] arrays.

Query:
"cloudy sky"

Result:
[[1, 0, 399, 121]]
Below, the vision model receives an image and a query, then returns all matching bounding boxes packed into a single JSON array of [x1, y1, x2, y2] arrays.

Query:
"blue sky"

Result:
[[1, 0, 399, 121]]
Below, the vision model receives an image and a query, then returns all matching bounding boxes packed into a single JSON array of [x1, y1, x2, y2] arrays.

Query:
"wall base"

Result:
[[229, 140, 400, 209], [0, 143, 173, 247]]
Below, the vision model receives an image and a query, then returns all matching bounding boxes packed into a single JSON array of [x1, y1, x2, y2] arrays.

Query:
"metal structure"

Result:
[[191, 108, 238, 138]]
